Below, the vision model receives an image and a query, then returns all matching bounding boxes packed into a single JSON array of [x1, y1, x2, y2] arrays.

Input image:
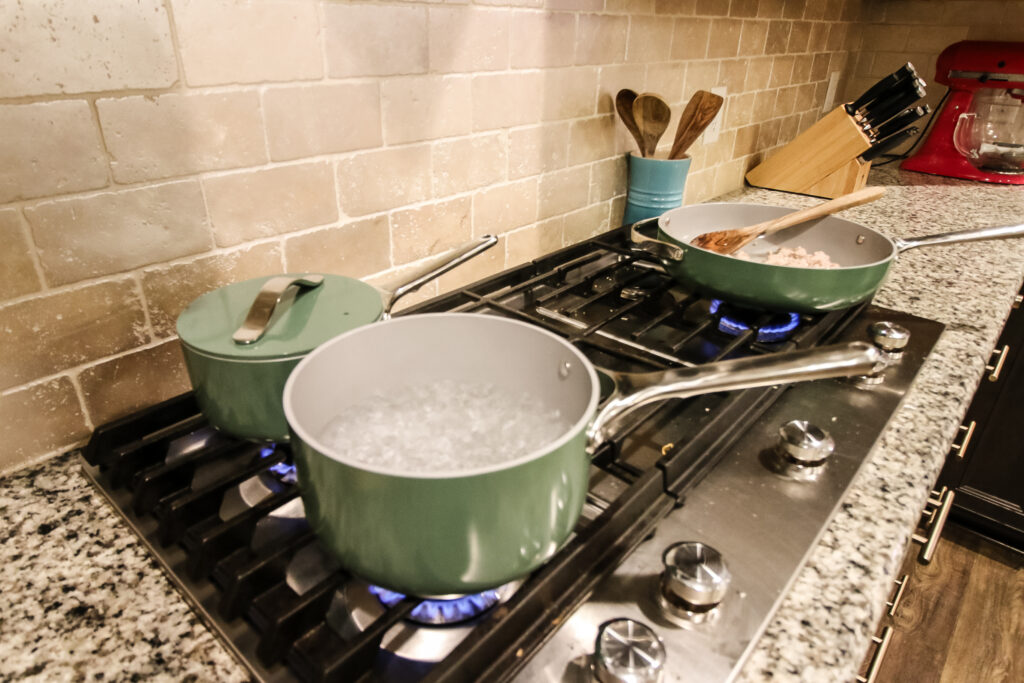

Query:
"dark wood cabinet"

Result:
[[937, 288, 1024, 549]]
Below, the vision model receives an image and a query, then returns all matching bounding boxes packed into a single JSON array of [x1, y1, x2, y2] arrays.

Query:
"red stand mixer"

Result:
[[902, 40, 1024, 184]]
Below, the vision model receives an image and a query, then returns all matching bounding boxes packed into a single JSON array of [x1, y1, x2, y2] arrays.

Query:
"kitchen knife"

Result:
[[863, 80, 927, 129], [860, 126, 920, 162], [845, 63, 917, 115], [871, 105, 930, 141]]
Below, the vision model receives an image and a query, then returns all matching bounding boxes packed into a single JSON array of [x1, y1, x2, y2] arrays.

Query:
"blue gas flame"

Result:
[[368, 584, 502, 624], [710, 299, 800, 343]]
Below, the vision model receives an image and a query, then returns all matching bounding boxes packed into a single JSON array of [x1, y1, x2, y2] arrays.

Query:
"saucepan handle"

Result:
[[629, 220, 685, 262], [377, 235, 498, 317], [587, 342, 884, 450], [233, 275, 325, 345], [894, 223, 1024, 253]]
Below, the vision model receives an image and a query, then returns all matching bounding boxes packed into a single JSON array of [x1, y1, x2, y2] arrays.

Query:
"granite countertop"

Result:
[[2, 166, 1022, 682]]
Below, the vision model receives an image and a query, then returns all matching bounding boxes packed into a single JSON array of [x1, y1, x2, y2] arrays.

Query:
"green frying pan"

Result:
[[631, 202, 1024, 313]]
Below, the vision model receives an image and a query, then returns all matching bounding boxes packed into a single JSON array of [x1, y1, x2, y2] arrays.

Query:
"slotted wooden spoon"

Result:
[[632, 92, 671, 157], [690, 186, 887, 255], [669, 90, 724, 160]]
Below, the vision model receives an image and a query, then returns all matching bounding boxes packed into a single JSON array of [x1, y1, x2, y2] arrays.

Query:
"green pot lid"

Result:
[[177, 274, 384, 361]]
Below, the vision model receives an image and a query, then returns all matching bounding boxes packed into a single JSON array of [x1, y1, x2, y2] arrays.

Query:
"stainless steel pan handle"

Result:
[[587, 342, 884, 450], [376, 234, 498, 318], [894, 222, 1024, 252], [630, 220, 685, 262]]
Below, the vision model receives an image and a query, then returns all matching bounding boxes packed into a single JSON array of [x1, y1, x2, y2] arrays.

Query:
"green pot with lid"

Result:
[[176, 236, 496, 442]]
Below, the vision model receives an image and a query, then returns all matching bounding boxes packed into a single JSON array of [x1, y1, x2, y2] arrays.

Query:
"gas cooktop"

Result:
[[79, 224, 943, 682]]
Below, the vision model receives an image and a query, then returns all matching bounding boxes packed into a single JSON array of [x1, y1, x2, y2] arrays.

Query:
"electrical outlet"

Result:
[[702, 86, 728, 144], [823, 71, 841, 112]]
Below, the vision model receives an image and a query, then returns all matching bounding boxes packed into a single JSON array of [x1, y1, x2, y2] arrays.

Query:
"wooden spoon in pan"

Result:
[[632, 92, 671, 157], [669, 90, 724, 160], [690, 186, 887, 255]]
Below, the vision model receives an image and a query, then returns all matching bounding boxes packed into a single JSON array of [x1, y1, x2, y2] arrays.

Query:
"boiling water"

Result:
[[318, 379, 572, 472]]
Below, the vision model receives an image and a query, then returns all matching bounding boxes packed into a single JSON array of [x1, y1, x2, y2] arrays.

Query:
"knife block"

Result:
[[745, 106, 873, 198]]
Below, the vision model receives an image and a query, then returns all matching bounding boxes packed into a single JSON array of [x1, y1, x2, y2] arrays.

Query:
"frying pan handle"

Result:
[[377, 235, 498, 318], [629, 220, 684, 262], [586, 342, 884, 450], [894, 223, 1024, 253], [233, 275, 325, 345]]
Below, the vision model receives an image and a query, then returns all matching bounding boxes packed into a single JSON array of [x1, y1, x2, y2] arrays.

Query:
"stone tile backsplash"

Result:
[[2, 0, 1018, 472]]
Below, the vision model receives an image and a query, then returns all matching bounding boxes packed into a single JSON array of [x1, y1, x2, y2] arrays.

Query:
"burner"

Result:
[[369, 585, 504, 625], [709, 299, 801, 342]]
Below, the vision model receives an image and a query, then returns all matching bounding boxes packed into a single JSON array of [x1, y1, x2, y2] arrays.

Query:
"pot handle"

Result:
[[233, 275, 325, 345], [630, 220, 685, 262], [587, 342, 884, 450], [377, 235, 498, 318], [893, 223, 1024, 253]]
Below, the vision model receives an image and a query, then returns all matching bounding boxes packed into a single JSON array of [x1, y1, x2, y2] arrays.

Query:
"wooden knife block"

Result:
[[745, 106, 873, 198]]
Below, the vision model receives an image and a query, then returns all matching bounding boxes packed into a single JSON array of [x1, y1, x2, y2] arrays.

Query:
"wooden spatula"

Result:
[[690, 186, 887, 255], [669, 90, 724, 160], [632, 93, 671, 157], [615, 89, 645, 156]]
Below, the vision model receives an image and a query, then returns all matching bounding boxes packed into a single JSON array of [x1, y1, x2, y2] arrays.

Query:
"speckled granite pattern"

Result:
[[0, 167, 1021, 681], [0, 453, 248, 682]]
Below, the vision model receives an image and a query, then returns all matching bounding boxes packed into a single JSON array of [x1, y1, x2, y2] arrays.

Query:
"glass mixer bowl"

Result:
[[953, 88, 1024, 173]]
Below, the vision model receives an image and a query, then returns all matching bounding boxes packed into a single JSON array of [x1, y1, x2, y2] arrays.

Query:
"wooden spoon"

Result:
[[632, 93, 671, 157], [615, 89, 645, 156], [690, 186, 887, 255], [669, 90, 725, 160]]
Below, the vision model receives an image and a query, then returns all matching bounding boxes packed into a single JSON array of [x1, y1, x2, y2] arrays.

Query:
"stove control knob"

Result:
[[661, 541, 731, 611], [869, 321, 910, 356], [592, 618, 666, 683], [778, 420, 835, 466]]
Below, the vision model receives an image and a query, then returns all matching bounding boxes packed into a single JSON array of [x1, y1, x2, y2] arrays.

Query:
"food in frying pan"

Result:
[[735, 246, 839, 268]]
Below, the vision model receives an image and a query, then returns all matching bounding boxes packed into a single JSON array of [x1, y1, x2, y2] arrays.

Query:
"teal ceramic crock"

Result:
[[623, 152, 691, 224]]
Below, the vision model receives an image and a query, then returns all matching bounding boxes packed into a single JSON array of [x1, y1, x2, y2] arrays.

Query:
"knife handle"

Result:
[[847, 63, 917, 114], [873, 105, 930, 141], [860, 127, 919, 162]]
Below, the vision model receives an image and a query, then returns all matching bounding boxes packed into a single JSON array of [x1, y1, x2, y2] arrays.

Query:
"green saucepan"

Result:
[[282, 313, 883, 597], [631, 202, 1024, 313], [176, 236, 496, 442]]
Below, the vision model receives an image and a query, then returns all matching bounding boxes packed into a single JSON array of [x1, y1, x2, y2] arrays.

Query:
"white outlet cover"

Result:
[[703, 86, 728, 144], [823, 71, 840, 112]]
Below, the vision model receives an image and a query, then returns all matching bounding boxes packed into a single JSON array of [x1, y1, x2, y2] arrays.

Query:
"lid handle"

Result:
[[232, 275, 325, 345]]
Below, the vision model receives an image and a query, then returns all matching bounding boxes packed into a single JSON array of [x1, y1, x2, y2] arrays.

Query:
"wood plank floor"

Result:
[[872, 523, 1024, 683]]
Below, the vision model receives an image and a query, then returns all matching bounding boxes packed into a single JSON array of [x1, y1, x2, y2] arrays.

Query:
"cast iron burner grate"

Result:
[[78, 225, 866, 683]]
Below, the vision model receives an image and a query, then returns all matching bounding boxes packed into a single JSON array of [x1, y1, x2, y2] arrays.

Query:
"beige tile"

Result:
[[263, 83, 382, 161], [170, 0, 321, 85], [0, 210, 41, 301], [510, 10, 576, 68], [431, 6, 510, 73], [590, 156, 628, 203], [671, 17, 711, 60], [802, 0, 826, 20], [337, 145, 432, 217], [781, 0, 806, 20], [607, 0, 653, 11], [505, 217, 564, 268], [684, 59, 720, 93], [745, 56, 774, 91], [97, 92, 265, 183], [719, 59, 749, 94], [795, 83, 817, 112], [563, 202, 611, 244], [546, 0, 604, 12], [646, 63, 687, 107], [541, 68, 599, 121], [757, 0, 786, 19], [26, 181, 212, 286], [324, 3, 428, 77], [752, 89, 777, 123], [78, 341, 191, 427], [0, 378, 88, 472], [204, 163, 337, 248], [682, 168, 714, 203], [738, 19, 769, 57], [778, 113, 803, 145], [142, 243, 284, 338], [693, 0, 721, 15], [760, 117, 782, 148], [509, 123, 571, 179], [391, 198, 473, 263], [0, 0, 175, 98], [811, 52, 831, 82], [827, 23, 849, 51], [807, 22, 830, 52], [0, 101, 108, 203], [433, 134, 508, 196], [792, 54, 814, 84], [774, 85, 799, 116], [906, 25, 969, 53], [770, 55, 796, 88], [708, 18, 743, 59], [538, 167, 590, 220], [656, 0, 698, 14], [733, 123, 761, 157], [725, 91, 757, 128], [597, 63, 649, 115], [788, 20, 812, 53], [576, 13, 629, 65], [569, 115, 618, 166], [284, 216, 391, 280], [472, 72, 546, 131], [382, 75, 473, 144], [730, 0, 760, 17], [626, 15, 674, 64], [0, 280, 148, 390], [765, 19, 791, 54], [885, 0, 951, 24], [474, 179, 539, 236]]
